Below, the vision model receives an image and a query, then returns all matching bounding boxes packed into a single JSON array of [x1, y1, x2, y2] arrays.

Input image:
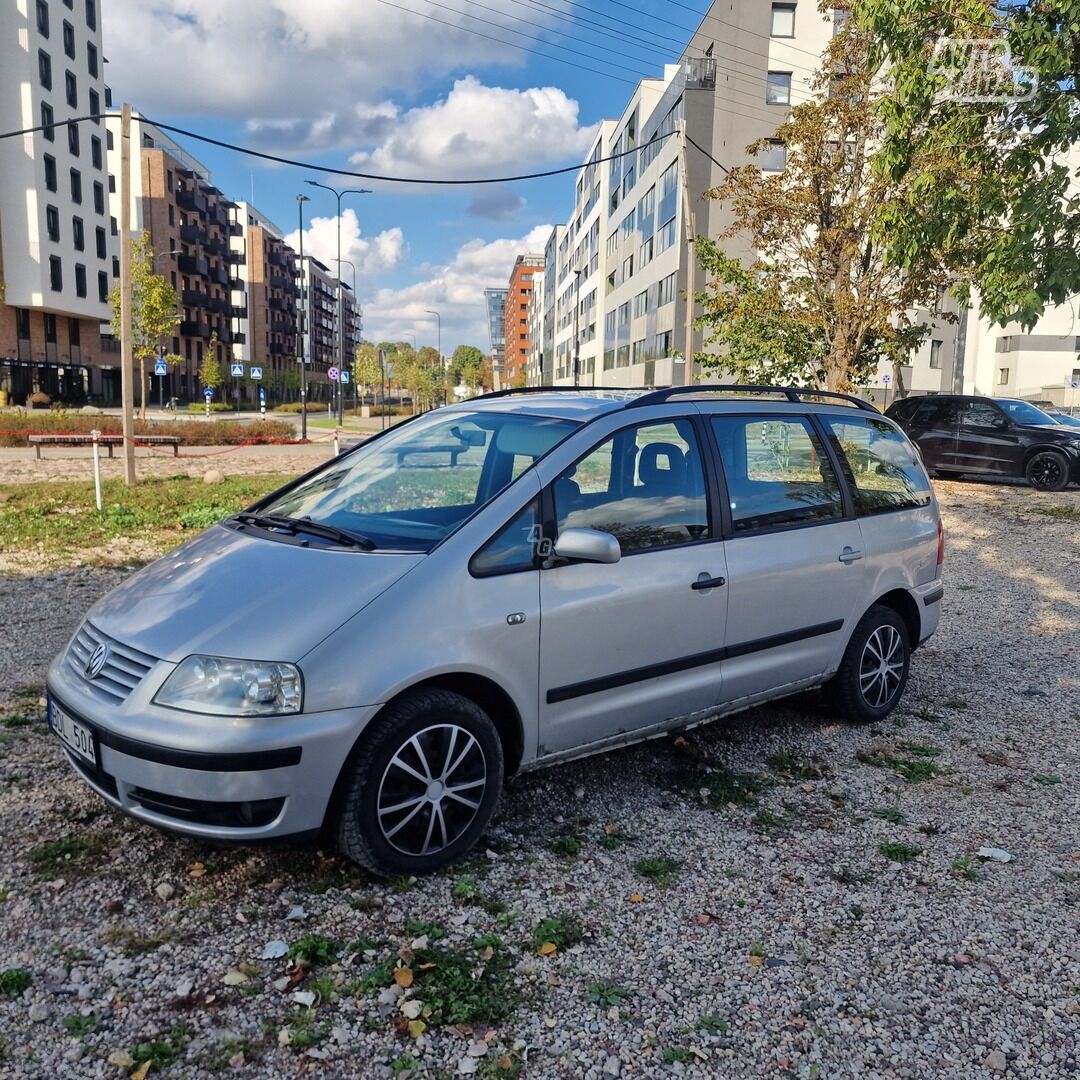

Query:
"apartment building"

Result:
[[503, 254, 543, 387], [341, 284, 362, 372], [483, 287, 508, 389], [298, 256, 338, 401], [107, 115, 246, 404], [0, 0, 116, 404], [526, 268, 545, 385]]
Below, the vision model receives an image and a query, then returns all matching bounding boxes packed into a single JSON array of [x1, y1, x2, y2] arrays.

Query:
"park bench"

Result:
[[27, 434, 181, 459]]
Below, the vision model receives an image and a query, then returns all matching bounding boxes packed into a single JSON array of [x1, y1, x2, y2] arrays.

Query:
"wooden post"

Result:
[[119, 104, 136, 485]]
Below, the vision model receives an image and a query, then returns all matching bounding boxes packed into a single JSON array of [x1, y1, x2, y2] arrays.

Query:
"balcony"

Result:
[[177, 188, 208, 215], [268, 250, 288, 268], [181, 288, 207, 308], [229, 221, 244, 237], [179, 320, 210, 338], [229, 276, 245, 291], [270, 319, 295, 334], [232, 332, 246, 345], [178, 254, 209, 278], [210, 263, 230, 287], [231, 304, 248, 319], [269, 273, 294, 292], [227, 250, 245, 265], [204, 236, 229, 258], [685, 56, 716, 90], [179, 224, 206, 245], [268, 294, 291, 312]]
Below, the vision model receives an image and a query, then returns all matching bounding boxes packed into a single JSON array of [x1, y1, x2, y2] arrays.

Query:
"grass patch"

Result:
[[663, 1048, 696, 1064], [667, 762, 761, 809], [633, 856, 682, 886], [531, 915, 583, 953], [585, 979, 632, 1007], [451, 874, 482, 903], [0, 713, 33, 729], [599, 825, 635, 850], [858, 748, 943, 783], [765, 751, 828, 780], [549, 831, 584, 857], [0, 969, 31, 997], [287, 934, 340, 967], [28, 833, 111, 878], [101, 927, 172, 957], [871, 807, 907, 824], [879, 841, 923, 863], [129, 1025, 190, 1072], [697, 1015, 729, 1034], [1030, 504, 1080, 521], [951, 857, 980, 881], [401, 920, 447, 942], [1033, 774, 1062, 786], [751, 807, 794, 836], [941, 697, 969, 711], [62, 1013, 101, 1039]]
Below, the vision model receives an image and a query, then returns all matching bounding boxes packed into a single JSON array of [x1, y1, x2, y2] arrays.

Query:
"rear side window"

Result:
[[711, 415, 842, 532], [822, 416, 932, 515]]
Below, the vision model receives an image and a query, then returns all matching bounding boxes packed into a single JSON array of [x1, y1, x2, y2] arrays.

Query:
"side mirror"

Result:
[[993, 416, 1009, 430], [552, 528, 621, 565]]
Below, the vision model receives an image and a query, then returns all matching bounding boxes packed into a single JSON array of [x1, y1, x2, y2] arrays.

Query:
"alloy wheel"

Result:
[[376, 724, 487, 857], [858, 625, 904, 709], [1029, 453, 1063, 490]]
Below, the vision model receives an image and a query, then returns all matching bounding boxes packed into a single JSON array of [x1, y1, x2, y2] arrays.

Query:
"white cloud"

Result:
[[467, 185, 527, 222], [350, 77, 597, 180], [362, 225, 553, 350], [284, 210, 407, 280]]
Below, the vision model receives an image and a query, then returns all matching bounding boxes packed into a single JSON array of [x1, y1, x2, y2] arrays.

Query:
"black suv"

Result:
[[885, 394, 1080, 492]]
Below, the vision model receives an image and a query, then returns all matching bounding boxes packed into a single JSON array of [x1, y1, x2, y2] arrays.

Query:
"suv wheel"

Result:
[[825, 605, 911, 723], [334, 689, 504, 876], [1025, 450, 1069, 492]]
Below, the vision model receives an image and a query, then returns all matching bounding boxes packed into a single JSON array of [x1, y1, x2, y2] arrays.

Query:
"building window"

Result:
[[45, 204, 60, 242], [88, 87, 99, 122], [36, 0, 50, 35], [44, 154, 57, 192], [63, 19, 75, 57], [166, 168, 174, 192], [68, 120, 79, 155], [49, 256, 63, 291], [93, 180, 104, 214], [657, 272, 677, 307], [1001, 336, 1012, 353], [38, 49, 52, 89], [90, 134, 101, 169], [110, 215, 117, 236], [70, 168, 82, 203], [95, 225, 106, 259], [998, 367, 1010, 385], [112, 255, 119, 277], [69, 318, 81, 345], [65, 69, 77, 107], [656, 216, 677, 254], [44, 313, 58, 342], [75, 263, 87, 297], [633, 290, 649, 318], [166, 201, 172, 223], [84, 0, 95, 30], [622, 254, 634, 282], [1071, 366, 1080, 384], [98, 270, 108, 302], [72, 215, 84, 251], [771, 2, 796, 36], [759, 139, 787, 171], [929, 339, 942, 369], [87, 40, 98, 77], [767, 71, 792, 105], [41, 101, 55, 140]]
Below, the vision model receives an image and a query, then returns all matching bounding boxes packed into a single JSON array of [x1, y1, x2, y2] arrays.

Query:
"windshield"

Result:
[[998, 400, 1056, 425], [1051, 412, 1080, 430], [257, 410, 578, 551]]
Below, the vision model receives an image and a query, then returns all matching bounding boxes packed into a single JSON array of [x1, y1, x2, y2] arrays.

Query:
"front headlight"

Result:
[[154, 655, 303, 716]]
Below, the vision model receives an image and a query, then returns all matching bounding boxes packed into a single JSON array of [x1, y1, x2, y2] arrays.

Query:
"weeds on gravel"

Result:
[[278, 1013, 329, 1051], [633, 856, 682, 885], [910, 706, 944, 723], [600, 824, 635, 850], [951, 857, 980, 881], [663, 1047, 697, 1063], [942, 697, 969, 711], [288, 934, 340, 967], [585, 979, 632, 1007], [752, 808, 794, 836], [28, 833, 111, 878], [451, 874, 481, 902], [402, 920, 447, 942], [0, 713, 32, 729], [667, 761, 761, 809], [0, 969, 30, 997], [832, 866, 874, 885], [858, 748, 943, 782], [872, 807, 907, 824], [765, 751, 828, 780], [101, 927, 173, 957], [879, 841, 923, 863], [62, 1013, 101, 1039], [697, 1015, 730, 1034], [129, 1024, 191, 1071], [1030, 504, 1080, 520], [1033, 774, 1062, 786], [549, 831, 584, 857], [401, 935, 519, 1025], [531, 915, 583, 953]]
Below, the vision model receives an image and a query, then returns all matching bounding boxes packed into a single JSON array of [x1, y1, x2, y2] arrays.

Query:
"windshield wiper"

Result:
[[233, 512, 376, 551]]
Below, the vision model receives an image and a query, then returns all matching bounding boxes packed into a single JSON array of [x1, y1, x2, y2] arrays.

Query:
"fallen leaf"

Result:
[[130, 1063, 151, 1080], [187, 862, 206, 878], [479, 945, 494, 963], [497, 1055, 514, 1070], [538, 942, 558, 956], [394, 967, 414, 989], [222, 970, 248, 986], [260, 940, 289, 960], [407, 1019, 426, 1040], [400, 1000, 424, 1019], [749, 955, 764, 967], [978, 752, 1015, 768], [628, 893, 643, 903], [604, 823, 619, 835]]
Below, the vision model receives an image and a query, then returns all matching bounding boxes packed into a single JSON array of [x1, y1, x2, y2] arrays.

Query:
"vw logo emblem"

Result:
[[85, 643, 109, 679]]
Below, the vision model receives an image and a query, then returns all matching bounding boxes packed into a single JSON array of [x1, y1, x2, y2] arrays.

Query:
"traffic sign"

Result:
[[204, 388, 213, 400], [340, 370, 350, 384], [882, 374, 891, 383], [259, 387, 266, 400], [154, 359, 168, 376], [1072, 381, 1079, 389], [231, 363, 244, 377], [250, 366, 263, 381], [328, 367, 340, 381]]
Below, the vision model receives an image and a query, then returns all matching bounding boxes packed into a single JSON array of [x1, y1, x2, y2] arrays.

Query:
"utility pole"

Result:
[[678, 119, 697, 388], [952, 301, 970, 395], [119, 103, 136, 484], [296, 194, 310, 440]]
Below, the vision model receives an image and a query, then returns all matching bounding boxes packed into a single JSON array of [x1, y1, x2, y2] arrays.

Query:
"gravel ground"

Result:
[[0, 479, 1077, 1080]]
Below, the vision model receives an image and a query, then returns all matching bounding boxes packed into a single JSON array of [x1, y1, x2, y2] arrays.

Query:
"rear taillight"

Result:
[[936, 519, 944, 566]]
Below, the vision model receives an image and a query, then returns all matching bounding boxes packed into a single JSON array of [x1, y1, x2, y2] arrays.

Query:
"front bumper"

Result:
[[47, 655, 380, 841]]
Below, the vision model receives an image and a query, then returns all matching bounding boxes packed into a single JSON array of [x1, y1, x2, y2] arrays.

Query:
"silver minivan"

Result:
[[47, 386, 944, 875]]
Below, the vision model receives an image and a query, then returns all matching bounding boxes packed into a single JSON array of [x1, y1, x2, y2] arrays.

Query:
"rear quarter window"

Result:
[[822, 416, 932, 515]]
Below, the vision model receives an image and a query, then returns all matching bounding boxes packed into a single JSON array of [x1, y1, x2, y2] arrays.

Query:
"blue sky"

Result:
[[100, 0, 709, 352]]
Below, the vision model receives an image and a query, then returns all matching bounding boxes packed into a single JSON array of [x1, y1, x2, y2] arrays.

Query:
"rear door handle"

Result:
[[691, 574, 726, 591], [838, 547, 864, 564]]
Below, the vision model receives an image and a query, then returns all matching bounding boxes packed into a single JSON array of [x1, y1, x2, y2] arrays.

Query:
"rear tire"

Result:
[[824, 605, 911, 724], [1025, 450, 1069, 492], [334, 689, 504, 876]]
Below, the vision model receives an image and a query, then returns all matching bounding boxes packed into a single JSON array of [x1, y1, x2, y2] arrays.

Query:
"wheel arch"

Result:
[[1022, 443, 1070, 467], [871, 588, 921, 650]]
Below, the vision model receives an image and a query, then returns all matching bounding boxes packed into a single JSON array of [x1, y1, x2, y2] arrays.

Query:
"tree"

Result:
[[109, 230, 180, 418], [282, 362, 301, 401], [199, 332, 223, 397], [696, 10, 955, 392], [353, 342, 383, 402], [459, 356, 484, 393], [858, 0, 1080, 328], [450, 344, 484, 384]]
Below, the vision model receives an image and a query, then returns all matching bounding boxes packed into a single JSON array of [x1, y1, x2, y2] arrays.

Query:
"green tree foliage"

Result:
[[199, 332, 223, 393], [857, 0, 1080, 327], [109, 231, 180, 417], [353, 342, 383, 400], [450, 344, 485, 384], [697, 11, 953, 391]]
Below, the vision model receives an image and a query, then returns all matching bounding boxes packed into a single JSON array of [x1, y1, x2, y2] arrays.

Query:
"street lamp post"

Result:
[[305, 180, 371, 429], [339, 258, 357, 417], [572, 268, 583, 388], [296, 194, 310, 440], [425, 310, 442, 408]]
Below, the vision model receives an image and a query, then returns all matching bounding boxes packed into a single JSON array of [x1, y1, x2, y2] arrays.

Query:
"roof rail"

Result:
[[472, 385, 656, 400], [625, 384, 879, 413]]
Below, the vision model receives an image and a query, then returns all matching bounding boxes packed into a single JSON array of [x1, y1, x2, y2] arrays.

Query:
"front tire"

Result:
[[1025, 450, 1069, 492], [334, 689, 504, 876], [824, 605, 911, 724]]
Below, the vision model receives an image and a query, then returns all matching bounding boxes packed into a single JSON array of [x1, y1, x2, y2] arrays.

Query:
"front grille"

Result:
[[66, 622, 157, 705]]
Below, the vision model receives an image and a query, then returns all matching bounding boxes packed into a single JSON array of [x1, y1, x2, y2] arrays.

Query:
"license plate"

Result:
[[48, 699, 97, 766]]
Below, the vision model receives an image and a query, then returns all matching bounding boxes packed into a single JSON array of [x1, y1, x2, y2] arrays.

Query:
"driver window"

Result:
[[553, 419, 709, 553], [961, 401, 1005, 429]]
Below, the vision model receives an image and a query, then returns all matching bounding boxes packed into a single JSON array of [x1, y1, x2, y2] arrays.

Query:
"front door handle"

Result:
[[838, 547, 864, 564], [691, 573, 726, 591]]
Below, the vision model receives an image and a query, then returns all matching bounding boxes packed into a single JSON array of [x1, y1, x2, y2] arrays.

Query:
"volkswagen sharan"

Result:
[[47, 386, 944, 875]]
